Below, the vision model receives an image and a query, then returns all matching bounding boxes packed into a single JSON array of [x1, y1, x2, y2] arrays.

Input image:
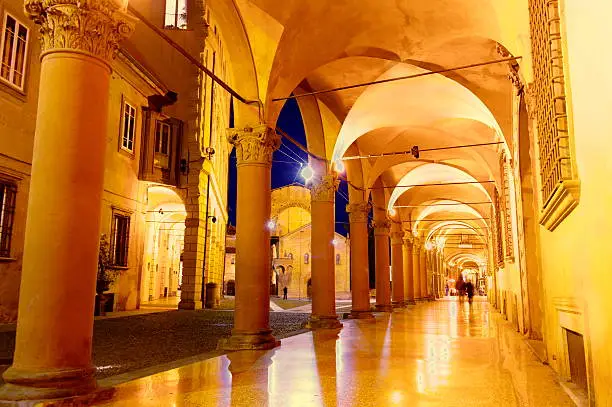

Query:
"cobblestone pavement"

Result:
[[0, 310, 310, 384]]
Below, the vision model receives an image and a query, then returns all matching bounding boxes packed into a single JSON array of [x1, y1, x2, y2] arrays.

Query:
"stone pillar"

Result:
[[0, 0, 132, 401], [346, 202, 373, 319], [412, 241, 421, 301], [419, 248, 428, 300], [373, 220, 392, 312], [390, 223, 405, 307], [307, 173, 342, 329], [403, 237, 416, 304], [221, 126, 281, 350]]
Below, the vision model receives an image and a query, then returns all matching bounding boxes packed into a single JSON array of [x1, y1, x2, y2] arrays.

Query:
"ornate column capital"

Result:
[[25, 0, 135, 63], [390, 230, 405, 245], [227, 125, 281, 167], [310, 173, 339, 203], [403, 235, 413, 246], [346, 201, 370, 223], [372, 219, 391, 236]]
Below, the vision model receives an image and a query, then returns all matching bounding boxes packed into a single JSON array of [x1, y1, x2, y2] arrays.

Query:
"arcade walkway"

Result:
[[97, 299, 573, 406]]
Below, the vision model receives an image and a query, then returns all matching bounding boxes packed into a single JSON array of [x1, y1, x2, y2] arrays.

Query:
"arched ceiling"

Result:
[[229, 0, 532, 269]]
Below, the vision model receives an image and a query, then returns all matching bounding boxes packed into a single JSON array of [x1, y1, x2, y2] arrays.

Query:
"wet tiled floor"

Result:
[[97, 299, 573, 406]]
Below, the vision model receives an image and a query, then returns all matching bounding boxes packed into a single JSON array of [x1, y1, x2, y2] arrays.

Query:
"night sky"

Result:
[[227, 98, 350, 236]]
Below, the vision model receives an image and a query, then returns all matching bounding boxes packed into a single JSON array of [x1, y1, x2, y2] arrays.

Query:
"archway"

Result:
[[141, 186, 186, 304]]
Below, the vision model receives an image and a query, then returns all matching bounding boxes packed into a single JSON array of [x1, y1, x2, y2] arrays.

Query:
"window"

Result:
[[0, 13, 29, 90], [121, 101, 136, 152], [155, 121, 171, 155], [304, 253, 309, 264], [0, 182, 16, 258], [336, 254, 341, 265], [164, 0, 187, 29], [110, 213, 130, 267]]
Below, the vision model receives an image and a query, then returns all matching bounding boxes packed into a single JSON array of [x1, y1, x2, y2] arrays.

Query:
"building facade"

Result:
[[0, 0, 231, 321]]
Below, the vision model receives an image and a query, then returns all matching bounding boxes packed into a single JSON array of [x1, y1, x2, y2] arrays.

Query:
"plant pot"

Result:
[[95, 293, 109, 316]]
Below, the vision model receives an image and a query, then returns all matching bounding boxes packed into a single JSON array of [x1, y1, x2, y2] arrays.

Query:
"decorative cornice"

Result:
[[372, 219, 391, 236], [227, 125, 280, 166], [346, 201, 370, 223], [310, 173, 339, 202], [540, 180, 580, 231], [25, 0, 134, 63], [390, 231, 405, 245]]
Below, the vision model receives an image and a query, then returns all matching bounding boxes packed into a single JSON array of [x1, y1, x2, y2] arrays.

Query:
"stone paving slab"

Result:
[[0, 310, 310, 385]]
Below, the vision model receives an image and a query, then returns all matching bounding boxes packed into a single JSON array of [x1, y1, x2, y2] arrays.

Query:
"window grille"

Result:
[[493, 188, 504, 267], [111, 213, 130, 267], [528, 0, 573, 207], [121, 101, 136, 152], [0, 182, 16, 257], [499, 152, 514, 260], [155, 121, 171, 155], [164, 0, 187, 29], [0, 13, 29, 90]]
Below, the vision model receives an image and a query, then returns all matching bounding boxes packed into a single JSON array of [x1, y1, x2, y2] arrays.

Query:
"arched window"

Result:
[[336, 254, 341, 265], [304, 253, 309, 264]]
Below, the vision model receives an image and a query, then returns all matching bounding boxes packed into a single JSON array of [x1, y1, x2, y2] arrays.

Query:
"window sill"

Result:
[[0, 257, 16, 262], [109, 265, 129, 270], [0, 79, 27, 102], [539, 180, 580, 231]]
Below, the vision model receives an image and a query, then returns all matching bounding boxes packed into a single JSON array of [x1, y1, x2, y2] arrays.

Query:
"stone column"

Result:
[[419, 248, 428, 300], [373, 220, 392, 312], [403, 237, 416, 304], [0, 0, 132, 401], [412, 240, 421, 301], [221, 126, 281, 350], [307, 173, 342, 329], [346, 202, 373, 319], [390, 223, 405, 307]]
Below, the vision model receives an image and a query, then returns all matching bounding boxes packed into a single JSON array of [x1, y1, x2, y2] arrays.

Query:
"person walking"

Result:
[[283, 286, 288, 300], [465, 280, 475, 305]]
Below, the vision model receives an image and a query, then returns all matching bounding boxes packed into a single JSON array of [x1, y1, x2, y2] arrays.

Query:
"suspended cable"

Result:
[[341, 142, 504, 161], [371, 180, 495, 189], [279, 139, 307, 162], [411, 218, 490, 222], [273, 56, 522, 102], [393, 201, 492, 208]]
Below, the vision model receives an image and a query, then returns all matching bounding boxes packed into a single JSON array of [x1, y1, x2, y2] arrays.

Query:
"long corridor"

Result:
[[97, 300, 573, 406]]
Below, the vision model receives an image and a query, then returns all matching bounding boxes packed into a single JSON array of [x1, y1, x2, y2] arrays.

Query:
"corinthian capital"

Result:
[[390, 230, 405, 245], [372, 219, 391, 236], [310, 173, 339, 202], [227, 125, 281, 166], [346, 201, 370, 223], [25, 0, 134, 62]]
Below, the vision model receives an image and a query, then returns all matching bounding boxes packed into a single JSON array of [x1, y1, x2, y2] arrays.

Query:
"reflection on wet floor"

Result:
[[97, 299, 573, 406]]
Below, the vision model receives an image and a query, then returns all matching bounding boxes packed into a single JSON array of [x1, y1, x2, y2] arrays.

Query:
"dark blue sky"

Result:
[[227, 98, 349, 236]]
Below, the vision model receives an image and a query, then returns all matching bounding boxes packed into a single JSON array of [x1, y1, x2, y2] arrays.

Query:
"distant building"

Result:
[[269, 185, 350, 300]]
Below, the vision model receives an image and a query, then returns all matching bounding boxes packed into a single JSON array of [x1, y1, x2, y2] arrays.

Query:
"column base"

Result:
[[405, 299, 417, 305], [375, 304, 393, 313], [347, 310, 375, 319], [218, 329, 280, 351], [306, 315, 343, 329], [178, 299, 202, 310], [0, 366, 99, 402], [391, 301, 405, 308]]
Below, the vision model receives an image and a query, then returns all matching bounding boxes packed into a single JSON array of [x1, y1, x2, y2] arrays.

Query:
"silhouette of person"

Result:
[[283, 286, 288, 300], [465, 281, 475, 304]]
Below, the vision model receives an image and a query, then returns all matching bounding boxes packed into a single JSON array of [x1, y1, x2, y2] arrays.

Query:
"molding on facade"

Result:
[[539, 180, 580, 231], [25, 0, 135, 63], [227, 125, 280, 166]]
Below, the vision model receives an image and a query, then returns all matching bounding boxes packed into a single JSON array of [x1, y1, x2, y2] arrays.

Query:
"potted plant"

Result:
[[95, 234, 120, 316]]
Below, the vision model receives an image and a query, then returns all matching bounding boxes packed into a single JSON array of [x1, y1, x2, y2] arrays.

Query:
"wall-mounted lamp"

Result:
[[207, 215, 217, 224]]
